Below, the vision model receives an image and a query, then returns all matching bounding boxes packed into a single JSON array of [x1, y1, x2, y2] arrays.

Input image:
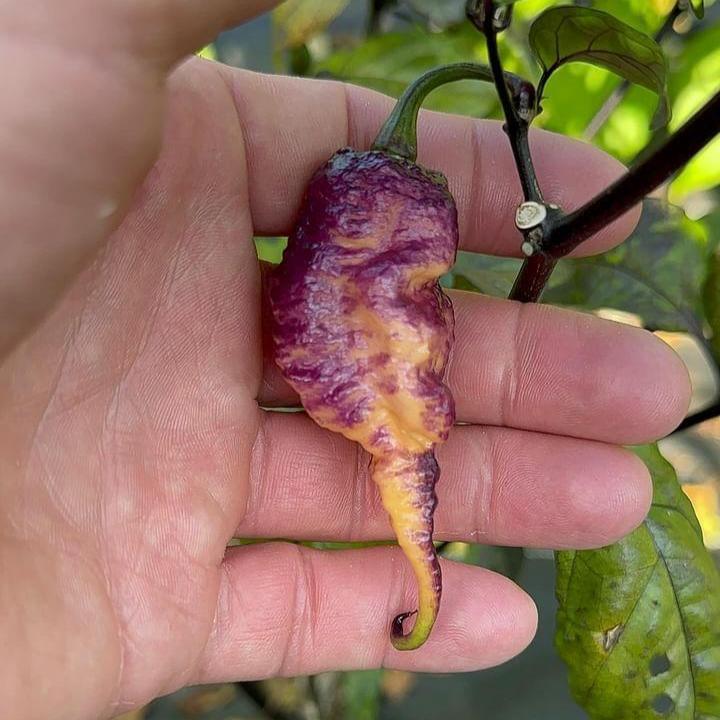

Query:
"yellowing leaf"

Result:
[[556, 445, 720, 719], [273, 0, 350, 48]]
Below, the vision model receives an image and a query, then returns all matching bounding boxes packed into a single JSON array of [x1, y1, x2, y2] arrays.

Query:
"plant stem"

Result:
[[485, 35, 541, 202], [500, 0, 718, 303], [583, 3, 682, 141], [471, 0, 542, 203], [372, 62, 526, 161], [544, 90, 720, 258], [467, 0, 554, 302], [510, 90, 720, 301], [509, 255, 558, 303]]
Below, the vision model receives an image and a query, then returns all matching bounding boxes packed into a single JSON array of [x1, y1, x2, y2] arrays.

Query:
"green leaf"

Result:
[[273, 0, 350, 48], [556, 444, 720, 719], [196, 44, 217, 61], [255, 237, 287, 264], [667, 22, 720, 201], [544, 200, 712, 336], [316, 26, 498, 117], [450, 200, 713, 338], [340, 671, 382, 720], [448, 254, 519, 297], [529, 6, 669, 127]]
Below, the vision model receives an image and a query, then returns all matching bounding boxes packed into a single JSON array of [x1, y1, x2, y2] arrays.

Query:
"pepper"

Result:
[[269, 64, 506, 650]]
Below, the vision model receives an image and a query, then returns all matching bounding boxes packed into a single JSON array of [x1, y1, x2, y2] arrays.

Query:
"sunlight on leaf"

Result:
[[316, 26, 498, 117], [196, 44, 217, 61], [529, 6, 669, 127], [273, 0, 350, 49], [668, 40, 720, 201]]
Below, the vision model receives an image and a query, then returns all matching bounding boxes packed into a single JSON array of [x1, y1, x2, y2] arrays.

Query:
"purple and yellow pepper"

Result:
[[269, 148, 457, 650], [267, 64, 504, 649]]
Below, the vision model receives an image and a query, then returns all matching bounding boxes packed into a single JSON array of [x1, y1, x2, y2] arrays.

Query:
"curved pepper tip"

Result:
[[390, 608, 436, 651]]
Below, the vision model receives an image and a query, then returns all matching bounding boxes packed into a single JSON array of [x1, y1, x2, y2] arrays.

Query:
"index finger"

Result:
[[220, 65, 640, 257]]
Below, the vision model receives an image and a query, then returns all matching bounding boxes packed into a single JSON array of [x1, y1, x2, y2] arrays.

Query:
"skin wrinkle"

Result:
[[466, 121, 484, 251], [471, 428, 495, 542], [99, 409, 128, 716], [496, 300, 524, 431], [348, 440, 367, 542], [275, 545, 308, 677]]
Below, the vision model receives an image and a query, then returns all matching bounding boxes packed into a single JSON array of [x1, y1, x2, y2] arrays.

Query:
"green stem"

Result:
[[372, 63, 530, 161]]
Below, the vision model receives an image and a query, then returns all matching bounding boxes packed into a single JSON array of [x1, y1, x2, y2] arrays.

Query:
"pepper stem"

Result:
[[372, 62, 532, 162]]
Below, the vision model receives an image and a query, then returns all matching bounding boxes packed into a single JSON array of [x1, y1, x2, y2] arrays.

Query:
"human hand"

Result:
[[0, 2, 691, 719]]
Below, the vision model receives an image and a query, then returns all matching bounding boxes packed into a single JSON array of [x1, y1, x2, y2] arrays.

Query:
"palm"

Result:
[[0, 60, 260, 711]]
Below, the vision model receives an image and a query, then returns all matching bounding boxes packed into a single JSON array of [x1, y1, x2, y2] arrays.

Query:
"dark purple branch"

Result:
[[509, 255, 558, 303], [468, 0, 543, 204], [545, 90, 720, 258]]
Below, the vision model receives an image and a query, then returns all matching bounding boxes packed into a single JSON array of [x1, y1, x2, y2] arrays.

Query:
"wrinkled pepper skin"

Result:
[[269, 148, 458, 650]]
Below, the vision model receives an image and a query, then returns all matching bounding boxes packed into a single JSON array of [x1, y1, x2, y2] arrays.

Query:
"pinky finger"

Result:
[[195, 543, 538, 681]]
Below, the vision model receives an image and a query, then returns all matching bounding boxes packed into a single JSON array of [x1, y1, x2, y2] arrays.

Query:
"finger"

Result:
[[0, 1, 276, 355], [222, 67, 640, 256], [239, 413, 651, 548], [108, 1, 282, 66], [195, 544, 537, 681], [260, 293, 691, 443]]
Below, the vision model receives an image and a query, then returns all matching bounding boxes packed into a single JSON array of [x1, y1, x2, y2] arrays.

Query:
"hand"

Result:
[[0, 2, 691, 719]]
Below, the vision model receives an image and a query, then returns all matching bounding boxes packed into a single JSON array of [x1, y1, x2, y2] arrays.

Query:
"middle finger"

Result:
[[260, 292, 690, 444]]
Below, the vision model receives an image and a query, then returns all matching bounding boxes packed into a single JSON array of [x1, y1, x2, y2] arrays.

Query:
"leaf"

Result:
[[667, 23, 720, 201], [529, 6, 670, 127], [196, 44, 216, 61], [316, 26, 498, 117], [340, 671, 382, 720], [450, 200, 714, 339], [544, 200, 712, 336], [273, 0, 350, 49], [556, 444, 720, 719], [255, 237, 287, 265]]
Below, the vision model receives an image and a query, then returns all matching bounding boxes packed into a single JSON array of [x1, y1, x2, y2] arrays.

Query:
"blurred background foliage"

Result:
[[120, 2, 720, 719]]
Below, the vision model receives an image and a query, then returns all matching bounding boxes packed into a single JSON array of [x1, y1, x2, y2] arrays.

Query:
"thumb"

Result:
[[0, 0, 279, 357], [110, 0, 282, 68]]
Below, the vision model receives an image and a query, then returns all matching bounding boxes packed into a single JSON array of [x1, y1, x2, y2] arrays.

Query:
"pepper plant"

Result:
[[243, 0, 720, 718], [460, 2, 720, 717]]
